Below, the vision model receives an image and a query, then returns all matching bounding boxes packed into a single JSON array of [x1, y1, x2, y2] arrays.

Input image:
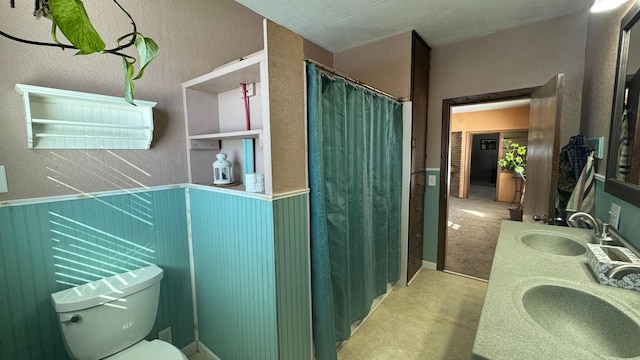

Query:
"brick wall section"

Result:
[[450, 131, 462, 198]]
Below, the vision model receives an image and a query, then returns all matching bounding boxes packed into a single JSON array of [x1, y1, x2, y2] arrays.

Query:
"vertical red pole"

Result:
[[241, 83, 251, 130]]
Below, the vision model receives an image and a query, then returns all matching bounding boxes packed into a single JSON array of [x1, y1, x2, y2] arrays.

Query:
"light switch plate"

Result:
[[0, 166, 7, 193], [585, 137, 604, 159], [428, 175, 437, 187], [610, 203, 621, 229]]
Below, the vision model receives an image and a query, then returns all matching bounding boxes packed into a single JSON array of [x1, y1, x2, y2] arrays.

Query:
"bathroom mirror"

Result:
[[606, 1, 640, 207]]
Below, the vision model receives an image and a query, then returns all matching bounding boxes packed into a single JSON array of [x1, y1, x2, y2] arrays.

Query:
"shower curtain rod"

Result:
[[304, 57, 408, 103]]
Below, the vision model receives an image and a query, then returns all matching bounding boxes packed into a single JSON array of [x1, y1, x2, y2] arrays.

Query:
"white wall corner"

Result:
[[181, 341, 199, 357]]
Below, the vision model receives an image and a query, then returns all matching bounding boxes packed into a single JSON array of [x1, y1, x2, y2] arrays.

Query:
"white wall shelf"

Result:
[[188, 130, 263, 151], [182, 50, 269, 191], [188, 129, 262, 141], [15, 84, 156, 149], [182, 20, 307, 196], [182, 51, 263, 93]]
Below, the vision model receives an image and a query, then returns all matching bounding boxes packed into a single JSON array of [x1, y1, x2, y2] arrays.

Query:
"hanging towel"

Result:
[[617, 109, 631, 181], [566, 153, 595, 214], [557, 134, 594, 216]]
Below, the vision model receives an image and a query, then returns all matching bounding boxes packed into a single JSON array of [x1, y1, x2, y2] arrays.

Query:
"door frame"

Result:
[[437, 87, 538, 270]]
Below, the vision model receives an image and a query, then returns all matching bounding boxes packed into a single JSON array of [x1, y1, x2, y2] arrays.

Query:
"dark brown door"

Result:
[[410, 31, 429, 173], [407, 31, 430, 282], [523, 74, 564, 222]]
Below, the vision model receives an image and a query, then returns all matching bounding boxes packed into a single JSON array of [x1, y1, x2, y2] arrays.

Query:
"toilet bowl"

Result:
[[51, 265, 186, 360]]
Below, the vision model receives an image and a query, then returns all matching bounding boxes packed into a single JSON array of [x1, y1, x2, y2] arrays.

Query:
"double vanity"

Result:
[[473, 221, 640, 359]]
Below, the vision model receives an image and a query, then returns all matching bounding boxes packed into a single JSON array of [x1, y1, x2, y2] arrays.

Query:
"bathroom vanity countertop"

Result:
[[472, 221, 640, 359]]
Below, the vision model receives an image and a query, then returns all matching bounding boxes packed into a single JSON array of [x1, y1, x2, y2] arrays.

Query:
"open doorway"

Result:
[[443, 99, 531, 280], [438, 76, 565, 279]]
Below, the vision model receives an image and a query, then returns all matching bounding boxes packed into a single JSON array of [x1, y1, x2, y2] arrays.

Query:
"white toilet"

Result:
[[51, 265, 188, 360]]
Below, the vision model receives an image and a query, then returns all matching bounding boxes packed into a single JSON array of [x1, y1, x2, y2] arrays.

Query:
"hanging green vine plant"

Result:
[[2, 0, 158, 105]]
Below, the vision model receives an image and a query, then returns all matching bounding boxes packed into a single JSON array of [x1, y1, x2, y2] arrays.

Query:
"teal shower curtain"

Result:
[[307, 64, 403, 360]]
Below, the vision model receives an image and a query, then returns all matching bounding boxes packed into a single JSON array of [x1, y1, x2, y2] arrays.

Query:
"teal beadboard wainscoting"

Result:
[[594, 177, 640, 249], [189, 190, 277, 359], [0, 188, 195, 359], [273, 195, 311, 360], [189, 189, 311, 360]]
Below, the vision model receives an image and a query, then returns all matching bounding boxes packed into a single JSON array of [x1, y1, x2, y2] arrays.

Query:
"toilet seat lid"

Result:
[[109, 340, 187, 360]]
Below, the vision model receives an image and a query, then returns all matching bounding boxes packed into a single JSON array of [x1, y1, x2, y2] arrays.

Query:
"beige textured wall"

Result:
[[0, 0, 264, 201], [265, 21, 307, 194], [303, 40, 334, 67], [581, 2, 636, 174], [334, 32, 412, 99], [429, 12, 588, 169]]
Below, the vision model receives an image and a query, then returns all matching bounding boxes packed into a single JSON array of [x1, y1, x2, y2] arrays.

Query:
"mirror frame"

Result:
[[606, 1, 640, 207]]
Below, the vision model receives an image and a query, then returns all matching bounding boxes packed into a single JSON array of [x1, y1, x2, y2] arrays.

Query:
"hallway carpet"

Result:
[[445, 183, 511, 280], [338, 269, 487, 360]]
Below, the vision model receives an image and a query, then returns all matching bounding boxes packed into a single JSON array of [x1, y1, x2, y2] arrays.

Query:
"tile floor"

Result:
[[187, 353, 206, 360], [338, 269, 487, 360], [187, 268, 487, 360]]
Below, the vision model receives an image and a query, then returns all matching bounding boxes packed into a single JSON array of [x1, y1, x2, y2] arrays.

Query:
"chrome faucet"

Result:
[[605, 264, 640, 280], [567, 212, 601, 235]]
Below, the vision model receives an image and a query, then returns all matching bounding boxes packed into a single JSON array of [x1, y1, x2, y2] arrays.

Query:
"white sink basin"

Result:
[[518, 231, 586, 256], [521, 284, 640, 358]]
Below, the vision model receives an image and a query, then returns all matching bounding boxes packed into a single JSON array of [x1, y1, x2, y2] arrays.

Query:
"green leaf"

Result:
[[133, 36, 159, 80], [122, 57, 136, 105], [49, 17, 62, 44], [48, 0, 105, 54]]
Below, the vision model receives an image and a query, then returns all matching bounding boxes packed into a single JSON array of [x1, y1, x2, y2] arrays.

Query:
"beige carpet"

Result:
[[445, 183, 511, 280]]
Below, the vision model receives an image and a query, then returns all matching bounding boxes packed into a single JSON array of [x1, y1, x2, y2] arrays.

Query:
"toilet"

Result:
[[51, 265, 188, 360]]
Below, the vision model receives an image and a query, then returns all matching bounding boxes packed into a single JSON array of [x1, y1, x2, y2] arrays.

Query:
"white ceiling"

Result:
[[451, 99, 531, 114], [235, 0, 594, 52]]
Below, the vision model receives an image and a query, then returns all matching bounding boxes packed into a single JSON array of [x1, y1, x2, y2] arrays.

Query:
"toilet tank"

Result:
[[51, 265, 164, 360]]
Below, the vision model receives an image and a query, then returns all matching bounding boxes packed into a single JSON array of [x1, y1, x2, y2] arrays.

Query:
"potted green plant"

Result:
[[498, 142, 527, 221], [2, 0, 158, 105]]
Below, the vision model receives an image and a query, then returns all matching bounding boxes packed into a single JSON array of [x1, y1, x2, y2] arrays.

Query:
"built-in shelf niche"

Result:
[[182, 50, 267, 190], [15, 84, 156, 149]]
